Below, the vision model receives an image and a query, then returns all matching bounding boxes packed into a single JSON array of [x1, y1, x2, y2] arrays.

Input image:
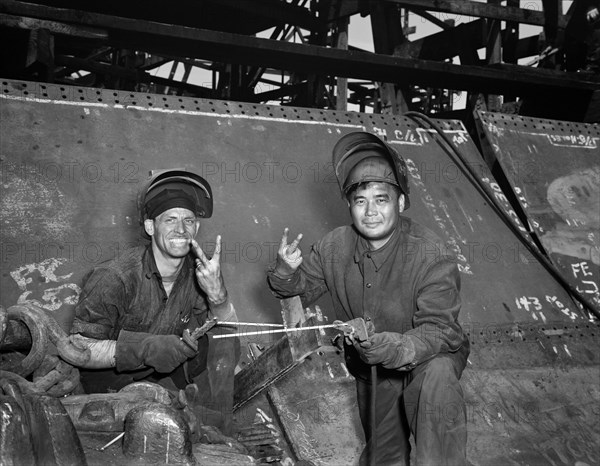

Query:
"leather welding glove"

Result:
[[116, 330, 197, 374], [353, 332, 416, 370]]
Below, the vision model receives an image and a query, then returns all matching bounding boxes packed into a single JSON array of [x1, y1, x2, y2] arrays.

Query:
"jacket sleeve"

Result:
[[403, 256, 466, 366], [70, 267, 126, 340], [266, 241, 329, 308]]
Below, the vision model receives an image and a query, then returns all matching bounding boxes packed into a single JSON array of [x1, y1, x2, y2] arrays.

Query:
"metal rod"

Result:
[[212, 324, 338, 339], [221, 321, 285, 328], [99, 432, 124, 451]]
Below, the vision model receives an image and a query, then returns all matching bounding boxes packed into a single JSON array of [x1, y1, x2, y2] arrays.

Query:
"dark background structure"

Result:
[[1, 0, 599, 128]]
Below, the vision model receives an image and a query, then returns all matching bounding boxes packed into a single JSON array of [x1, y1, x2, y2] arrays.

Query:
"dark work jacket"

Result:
[[267, 216, 469, 380], [71, 245, 215, 392]]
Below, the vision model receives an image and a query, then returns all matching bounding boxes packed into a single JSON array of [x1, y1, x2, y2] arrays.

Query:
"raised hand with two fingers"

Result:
[[275, 227, 304, 277], [192, 236, 227, 305]]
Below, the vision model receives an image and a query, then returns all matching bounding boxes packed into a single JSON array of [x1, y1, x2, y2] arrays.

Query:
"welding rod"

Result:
[[223, 322, 285, 328], [99, 432, 124, 451], [212, 324, 339, 339]]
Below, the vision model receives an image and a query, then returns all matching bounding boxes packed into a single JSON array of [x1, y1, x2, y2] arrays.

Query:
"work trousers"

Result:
[[356, 348, 468, 466]]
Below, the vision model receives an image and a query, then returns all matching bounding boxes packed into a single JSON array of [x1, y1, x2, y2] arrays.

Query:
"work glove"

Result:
[[116, 330, 198, 374], [353, 332, 416, 370]]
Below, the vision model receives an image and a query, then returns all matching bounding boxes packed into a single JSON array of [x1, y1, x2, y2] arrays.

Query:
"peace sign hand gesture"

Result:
[[192, 236, 227, 305], [275, 228, 303, 277]]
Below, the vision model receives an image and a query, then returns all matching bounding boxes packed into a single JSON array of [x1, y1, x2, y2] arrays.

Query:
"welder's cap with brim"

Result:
[[138, 169, 213, 224], [332, 132, 410, 209]]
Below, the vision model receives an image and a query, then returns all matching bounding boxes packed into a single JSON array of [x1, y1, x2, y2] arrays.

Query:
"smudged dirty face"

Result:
[[145, 207, 199, 259]]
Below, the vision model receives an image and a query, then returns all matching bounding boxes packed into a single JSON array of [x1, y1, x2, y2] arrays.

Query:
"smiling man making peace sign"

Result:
[[70, 169, 238, 431], [268, 132, 469, 466]]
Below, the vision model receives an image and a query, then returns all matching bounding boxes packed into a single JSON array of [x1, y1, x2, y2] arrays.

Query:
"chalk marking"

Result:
[[405, 158, 472, 275], [10, 258, 81, 311], [0, 93, 363, 129], [165, 432, 170, 464], [457, 202, 475, 232], [325, 362, 335, 379]]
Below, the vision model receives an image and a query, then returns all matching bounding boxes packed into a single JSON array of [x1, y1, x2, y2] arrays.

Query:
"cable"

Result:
[[404, 111, 599, 319]]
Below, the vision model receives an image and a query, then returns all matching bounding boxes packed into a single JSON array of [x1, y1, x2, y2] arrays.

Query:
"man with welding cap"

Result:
[[267, 132, 469, 465], [70, 168, 238, 432]]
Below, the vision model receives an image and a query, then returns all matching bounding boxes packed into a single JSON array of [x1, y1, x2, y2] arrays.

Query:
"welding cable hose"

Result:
[[2, 305, 50, 377], [405, 111, 599, 320], [2, 304, 91, 377]]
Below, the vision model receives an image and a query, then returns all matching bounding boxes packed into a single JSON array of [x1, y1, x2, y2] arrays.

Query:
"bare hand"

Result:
[[192, 236, 227, 305], [275, 228, 303, 277]]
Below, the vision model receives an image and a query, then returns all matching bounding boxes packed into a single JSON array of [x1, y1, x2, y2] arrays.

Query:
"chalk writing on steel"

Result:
[[514, 296, 543, 312], [405, 158, 472, 275], [571, 261, 599, 299], [480, 177, 528, 233], [544, 133, 599, 149], [545, 295, 578, 320], [370, 125, 469, 147], [278, 404, 322, 462], [0, 93, 364, 129], [10, 258, 81, 311]]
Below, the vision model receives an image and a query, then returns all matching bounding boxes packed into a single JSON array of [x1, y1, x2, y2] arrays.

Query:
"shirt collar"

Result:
[[353, 218, 407, 271], [143, 245, 161, 279], [143, 244, 192, 281]]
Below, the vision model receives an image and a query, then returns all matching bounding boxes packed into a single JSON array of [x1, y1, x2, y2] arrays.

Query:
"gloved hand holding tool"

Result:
[[353, 331, 416, 370], [116, 330, 199, 374], [332, 317, 372, 346]]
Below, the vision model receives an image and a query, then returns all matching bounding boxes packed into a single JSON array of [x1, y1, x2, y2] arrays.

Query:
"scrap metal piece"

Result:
[[0, 397, 35, 465], [61, 381, 172, 432], [123, 403, 194, 466]]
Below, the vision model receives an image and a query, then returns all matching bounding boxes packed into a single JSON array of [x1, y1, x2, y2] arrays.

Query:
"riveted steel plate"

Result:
[[477, 111, 600, 315], [1, 79, 599, 465], [0, 79, 587, 336]]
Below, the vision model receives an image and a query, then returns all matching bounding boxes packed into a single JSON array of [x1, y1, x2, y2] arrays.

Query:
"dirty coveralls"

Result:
[[268, 217, 470, 466], [71, 244, 238, 432]]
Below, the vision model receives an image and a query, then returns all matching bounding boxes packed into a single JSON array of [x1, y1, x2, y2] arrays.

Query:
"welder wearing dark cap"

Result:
[[70, 168, 238, 432], [267, 132, 469, 465]]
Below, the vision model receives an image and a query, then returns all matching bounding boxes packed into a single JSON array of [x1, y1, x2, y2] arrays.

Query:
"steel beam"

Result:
[[0, 1, 597, 100], [389, 0, 562, 27]]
